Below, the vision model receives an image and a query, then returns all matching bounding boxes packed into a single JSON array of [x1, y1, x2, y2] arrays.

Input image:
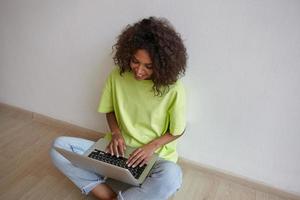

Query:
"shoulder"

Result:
[[106, 66, 127, 83], [168, 79, 185, 95], [109, 66, 122, 78], [162, 79, 186, 104]]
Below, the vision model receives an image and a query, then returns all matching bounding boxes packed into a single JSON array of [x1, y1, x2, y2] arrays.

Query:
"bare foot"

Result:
[[91, 183, 117, 200]]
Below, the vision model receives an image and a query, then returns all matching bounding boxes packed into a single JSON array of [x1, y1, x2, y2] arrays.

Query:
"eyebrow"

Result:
[[132, 56, 152, 65]]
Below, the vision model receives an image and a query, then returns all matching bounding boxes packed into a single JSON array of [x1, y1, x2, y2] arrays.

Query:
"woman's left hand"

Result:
[[126, 143, 156, 168]]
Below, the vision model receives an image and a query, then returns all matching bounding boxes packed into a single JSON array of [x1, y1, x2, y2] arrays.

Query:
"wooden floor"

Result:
[[0, 106, 296, 200]]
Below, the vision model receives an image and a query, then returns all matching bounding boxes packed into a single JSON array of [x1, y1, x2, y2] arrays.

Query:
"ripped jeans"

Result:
[[50, 136, 182, 200]]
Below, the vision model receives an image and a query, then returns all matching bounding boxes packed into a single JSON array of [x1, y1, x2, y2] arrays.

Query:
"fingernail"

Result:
[[132, 165, 135, 168]]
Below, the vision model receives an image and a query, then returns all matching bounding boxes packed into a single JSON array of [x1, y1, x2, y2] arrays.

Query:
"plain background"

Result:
[[0, 0, 299, 196]]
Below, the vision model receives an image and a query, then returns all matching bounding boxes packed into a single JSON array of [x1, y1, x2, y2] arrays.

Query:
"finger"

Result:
[[113, 140, 119, 157], [106, 143, 111, 154], [127, 148, 142, 164], [132, 155, 145, 168], [131, 148, 142, 158], [139, 159, 148, 167], [118, 142, 125, 157], [109, 143, 114, 156], [128, 151, 144, 167], [127, 154, 140, 167]]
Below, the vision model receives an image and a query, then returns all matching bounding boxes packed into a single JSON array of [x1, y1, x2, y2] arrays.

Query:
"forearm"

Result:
[[127, 131, 184, 167], [106, 112, 121, 135], [148, 132, 183, 151]]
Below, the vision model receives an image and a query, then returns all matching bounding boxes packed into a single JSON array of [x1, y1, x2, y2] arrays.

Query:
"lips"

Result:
[[135, 73, 144, 79]]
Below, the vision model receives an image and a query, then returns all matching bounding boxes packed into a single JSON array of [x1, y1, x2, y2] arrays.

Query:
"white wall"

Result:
[[1, 0, 299, 195]]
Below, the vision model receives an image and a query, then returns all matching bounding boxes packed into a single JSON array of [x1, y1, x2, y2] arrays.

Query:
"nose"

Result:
[[135, 66, 144, 75]]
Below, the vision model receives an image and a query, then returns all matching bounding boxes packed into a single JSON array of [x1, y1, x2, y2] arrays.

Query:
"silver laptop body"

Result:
[[54, 138, 158, 186]]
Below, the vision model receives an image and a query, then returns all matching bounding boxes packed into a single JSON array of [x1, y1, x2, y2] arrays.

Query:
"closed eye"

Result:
[[131, 58, 139, 64], [131, 56, 153, 69], [145, 64, 153, 69]]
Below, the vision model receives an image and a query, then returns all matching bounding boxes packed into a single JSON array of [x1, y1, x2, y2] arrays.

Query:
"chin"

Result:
[[134, 75, 145, 80]]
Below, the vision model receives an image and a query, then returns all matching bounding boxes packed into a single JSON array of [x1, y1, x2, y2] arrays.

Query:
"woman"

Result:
[[50, 16, 187, 200]]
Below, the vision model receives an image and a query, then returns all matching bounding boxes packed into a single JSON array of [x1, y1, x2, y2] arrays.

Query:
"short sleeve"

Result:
[[168, 82, 186, 136], [97, 71, 114, 113]]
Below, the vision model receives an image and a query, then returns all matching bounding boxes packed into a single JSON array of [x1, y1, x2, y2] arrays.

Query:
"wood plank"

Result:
[[0, 175, 38, 200], [214, 178, 256, 200], [173, 167, 219, 200], [0, 103, 299, 200]]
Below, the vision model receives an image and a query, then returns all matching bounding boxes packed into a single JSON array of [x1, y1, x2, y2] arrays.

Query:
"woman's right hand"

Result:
[[106, 132, 126, 157]]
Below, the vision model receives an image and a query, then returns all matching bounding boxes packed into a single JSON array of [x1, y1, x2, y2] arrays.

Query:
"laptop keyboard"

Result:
[[88, 149, 147, 179]]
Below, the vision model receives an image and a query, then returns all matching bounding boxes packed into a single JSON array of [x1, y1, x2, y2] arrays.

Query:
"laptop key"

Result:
[[88, 149, 147, 179]]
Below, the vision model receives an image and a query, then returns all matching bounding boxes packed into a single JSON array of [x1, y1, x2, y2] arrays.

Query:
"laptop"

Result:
[[54, 138, 158, 186]]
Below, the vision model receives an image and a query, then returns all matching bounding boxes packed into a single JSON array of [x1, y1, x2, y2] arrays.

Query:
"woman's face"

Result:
[[130, 49, 153, 80]]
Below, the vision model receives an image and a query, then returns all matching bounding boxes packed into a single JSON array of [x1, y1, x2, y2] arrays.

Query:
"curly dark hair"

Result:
[[113, 16, 187, 96]]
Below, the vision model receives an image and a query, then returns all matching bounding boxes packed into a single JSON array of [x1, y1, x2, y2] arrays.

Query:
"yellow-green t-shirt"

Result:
[[98, 67, 186, 162]]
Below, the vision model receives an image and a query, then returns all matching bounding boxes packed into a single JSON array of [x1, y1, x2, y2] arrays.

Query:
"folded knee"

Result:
[[154, 161, 183, 190], [51, 136, 69, 149], [166, 164, 182, 189]]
